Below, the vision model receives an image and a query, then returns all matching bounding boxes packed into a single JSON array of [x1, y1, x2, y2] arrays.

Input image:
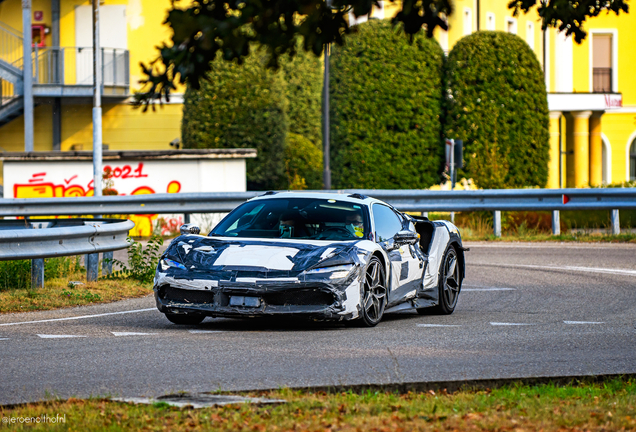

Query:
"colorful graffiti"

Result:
[[13, 163, 183, 237]]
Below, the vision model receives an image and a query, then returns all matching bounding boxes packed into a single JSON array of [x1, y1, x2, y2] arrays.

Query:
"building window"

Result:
[[630, 138, 636, 181], [486, 12, 495, 30], [463, 8, 472, 36], [506, 18, 517, 35], [526, 21, 534, 49], [592, 34, 612, 93]]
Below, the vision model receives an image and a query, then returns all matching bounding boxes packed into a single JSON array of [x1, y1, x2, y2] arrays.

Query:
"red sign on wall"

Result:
[[34, 11, 43, 21]]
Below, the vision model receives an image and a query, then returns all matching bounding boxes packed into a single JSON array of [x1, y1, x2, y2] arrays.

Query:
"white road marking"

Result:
[[0, 308, 157, 327], [417, 324, 461, 327], [490, 322, 535, 326], [564, 320, 604, 325], [475, 263, 636, 277], [0, 338, 9, 340], [112, 332, 154, 337], [37, 334, 86, 339], [466, 243, 636, 250], [462, 287, 516, 291], [188, 330, 224, 334]]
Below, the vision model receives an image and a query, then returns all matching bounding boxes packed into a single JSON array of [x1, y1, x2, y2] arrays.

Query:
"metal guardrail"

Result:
[[0, 188, 635, 216], [0, 218, 134, 260], [0, 218, 134, 288]]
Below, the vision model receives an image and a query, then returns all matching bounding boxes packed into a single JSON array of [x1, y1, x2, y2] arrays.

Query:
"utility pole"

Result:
[[22, 0, 33, 152], [322, 43, 331, 190], [92, 0, 102, 197], [322, 0, 332, 190]]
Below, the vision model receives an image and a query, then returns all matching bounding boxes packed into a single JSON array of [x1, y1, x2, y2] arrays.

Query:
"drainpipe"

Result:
[[22, 0, 34, 152], [92, 0, 102, 198], [476, 0, 480, 31], [52, 0, 61, 150]]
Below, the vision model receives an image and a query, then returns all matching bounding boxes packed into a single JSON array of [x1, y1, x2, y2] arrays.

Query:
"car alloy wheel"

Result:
[[360, 257, 387, 327]]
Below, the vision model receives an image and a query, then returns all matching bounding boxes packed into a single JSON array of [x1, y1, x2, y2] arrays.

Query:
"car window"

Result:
[[372, 204, 403, 242], [211, 198, 370, 241]]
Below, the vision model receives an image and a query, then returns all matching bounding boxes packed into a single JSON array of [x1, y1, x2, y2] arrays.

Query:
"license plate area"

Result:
[[229, 296, 261, 307]]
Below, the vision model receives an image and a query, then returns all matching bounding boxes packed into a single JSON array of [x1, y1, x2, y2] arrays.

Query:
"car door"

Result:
[[372, 204, 423, 304]]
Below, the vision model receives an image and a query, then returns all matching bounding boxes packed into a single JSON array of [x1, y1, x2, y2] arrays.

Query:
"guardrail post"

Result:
[[493, 211, 501, 237], [102, 251, 113, 276], [184, 213, 191, 224], [31, 258, 44, 289], [86, 253, 99, 281], [552, 210, 560, 235], [611, 209, 620, 235]]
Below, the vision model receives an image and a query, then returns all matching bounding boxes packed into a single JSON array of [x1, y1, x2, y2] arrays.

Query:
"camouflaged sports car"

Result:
[[154, 192, 467, 327]]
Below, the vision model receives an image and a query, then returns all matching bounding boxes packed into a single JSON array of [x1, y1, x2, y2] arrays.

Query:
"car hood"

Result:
[[163, 235, 363, 277]]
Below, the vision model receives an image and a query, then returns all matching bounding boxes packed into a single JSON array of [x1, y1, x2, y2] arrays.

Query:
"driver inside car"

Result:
[[345, 212, 365, 238]]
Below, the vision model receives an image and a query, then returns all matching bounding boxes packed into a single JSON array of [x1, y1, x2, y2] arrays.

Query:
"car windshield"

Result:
[[211, 198, 370, 240]]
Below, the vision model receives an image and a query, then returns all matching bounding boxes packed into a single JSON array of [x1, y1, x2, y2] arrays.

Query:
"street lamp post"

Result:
[[322, 43, 331, 190]]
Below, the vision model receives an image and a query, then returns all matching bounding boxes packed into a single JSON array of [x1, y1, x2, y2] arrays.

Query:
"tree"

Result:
[[330, 20, 445, 189], [444, 31, 549, 189], [133, 0, 627, 106], [181, 55, 288, 191]]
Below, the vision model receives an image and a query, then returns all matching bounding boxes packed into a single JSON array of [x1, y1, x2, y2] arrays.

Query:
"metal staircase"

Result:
[[0, 21, 24, 126]]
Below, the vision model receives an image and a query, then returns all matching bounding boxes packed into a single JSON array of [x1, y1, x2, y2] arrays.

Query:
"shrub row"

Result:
[[183, 24, 549, 190]]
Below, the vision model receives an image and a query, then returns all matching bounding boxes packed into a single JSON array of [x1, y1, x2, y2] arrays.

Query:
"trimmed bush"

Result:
[[329, 19, 445, 189], [281, 51, 323, 149], [444, 31, 549, 189], [182, 55, 288, 190], [285, 133, 323, 189]]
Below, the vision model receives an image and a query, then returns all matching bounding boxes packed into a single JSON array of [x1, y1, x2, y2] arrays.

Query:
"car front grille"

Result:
[[262, 289, 335, 306]]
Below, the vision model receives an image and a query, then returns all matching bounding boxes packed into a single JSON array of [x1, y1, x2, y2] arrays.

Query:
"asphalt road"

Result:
[[1, 242, 635, 405]]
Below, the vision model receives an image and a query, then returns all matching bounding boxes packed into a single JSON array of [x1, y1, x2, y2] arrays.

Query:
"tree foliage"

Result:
[[181, 55, 288, 191], [133, 0, 627, 107], [281, 50, 323, 148], [330, 20, 444, 189], [285, 133, 324, 190], [444, 31, 549, 189], [508, 0, 628, 43]]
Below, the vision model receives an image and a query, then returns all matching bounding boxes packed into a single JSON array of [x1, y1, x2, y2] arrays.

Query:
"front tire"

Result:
[[164, 312, 206, 325], [418, 245, 462, 315], [359, 257, 387, 327]]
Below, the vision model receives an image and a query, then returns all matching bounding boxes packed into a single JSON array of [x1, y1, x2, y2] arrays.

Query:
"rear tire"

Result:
[[164, 312, 206, 325], [417, 245, 461, 315]]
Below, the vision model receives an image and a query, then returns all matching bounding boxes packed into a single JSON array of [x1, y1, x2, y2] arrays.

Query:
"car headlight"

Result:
[[306, 264, 355, 279], [160, 258, 186, 271]]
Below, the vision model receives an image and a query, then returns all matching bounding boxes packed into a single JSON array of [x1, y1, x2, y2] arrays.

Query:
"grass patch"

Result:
[[0, 277, 152, 314], [428, 211, 636, 243], [0, 378, 634, 430]]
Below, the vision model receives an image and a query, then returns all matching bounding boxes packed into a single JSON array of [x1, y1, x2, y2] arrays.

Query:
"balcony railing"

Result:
[[592, 67, 612, 93], [33, 47, 129, 88]]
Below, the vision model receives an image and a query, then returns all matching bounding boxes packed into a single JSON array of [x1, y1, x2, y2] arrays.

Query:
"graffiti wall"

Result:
[[3, 156, 248, 237]]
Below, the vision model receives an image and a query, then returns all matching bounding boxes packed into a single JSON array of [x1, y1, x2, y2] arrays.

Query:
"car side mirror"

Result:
[[180, 224, 201, 235], [394, 230, 418, 245]]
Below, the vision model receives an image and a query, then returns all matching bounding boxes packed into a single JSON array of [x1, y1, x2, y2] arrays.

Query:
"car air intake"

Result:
[[263, 289, 335, 306], [160, 286, 214, 304]]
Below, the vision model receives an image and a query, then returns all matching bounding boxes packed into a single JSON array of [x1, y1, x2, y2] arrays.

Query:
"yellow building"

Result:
[[1, 0, 636, 188], [0, 0, 182, 168]]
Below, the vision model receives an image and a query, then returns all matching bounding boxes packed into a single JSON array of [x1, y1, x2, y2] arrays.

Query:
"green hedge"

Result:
[[444, 31, 549, 189], [281, 50, 323, 149], [329, 20, 445, 189], [285, 133, 323, 189], [182, 55, 288, 190]]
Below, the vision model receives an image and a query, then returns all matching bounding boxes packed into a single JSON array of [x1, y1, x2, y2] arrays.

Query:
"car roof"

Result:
[[248, 191, 384, 207]]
